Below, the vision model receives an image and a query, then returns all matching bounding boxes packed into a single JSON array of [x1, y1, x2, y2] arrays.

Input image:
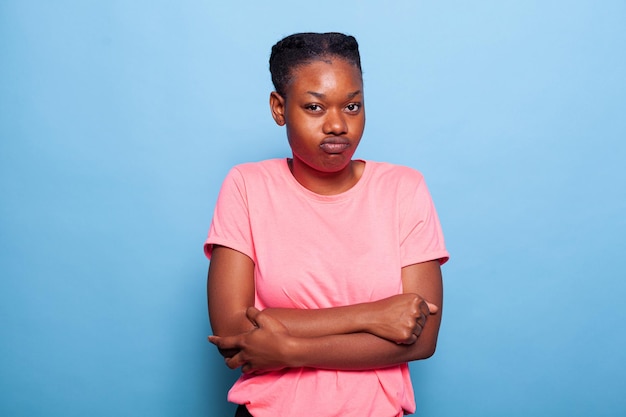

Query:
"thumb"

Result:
[[246, 306, 261, 327], [207, 335, 223, 348], [426, 302, 439, 315]]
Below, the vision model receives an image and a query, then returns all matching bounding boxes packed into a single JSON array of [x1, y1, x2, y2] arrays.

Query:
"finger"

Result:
[[414, 325, 423, 338], [241, 362, 253, 374], [398, 333, 418, 345], [426, 302, 439, 314], [416, 313, 427, 328], [246, 306, 261, 327], [225, 351, 247, 370], [208, 334, 240, 351]]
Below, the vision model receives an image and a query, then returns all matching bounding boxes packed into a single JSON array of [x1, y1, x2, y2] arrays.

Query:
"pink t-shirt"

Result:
[[205, 159, 448, 417]]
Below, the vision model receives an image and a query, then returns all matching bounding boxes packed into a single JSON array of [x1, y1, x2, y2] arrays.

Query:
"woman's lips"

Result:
[[320, 138, 350, 154]]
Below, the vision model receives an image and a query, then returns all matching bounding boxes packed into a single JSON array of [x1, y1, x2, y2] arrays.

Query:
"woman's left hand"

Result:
[[208, 307, 295, 374]]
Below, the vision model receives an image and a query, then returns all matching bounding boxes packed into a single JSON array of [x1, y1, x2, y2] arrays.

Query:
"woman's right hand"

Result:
[[364, 294, 439, 344], [209, 306, 297, 374]]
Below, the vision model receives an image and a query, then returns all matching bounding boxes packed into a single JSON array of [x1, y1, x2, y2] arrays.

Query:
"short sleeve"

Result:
[[398, 173, 449, 266], [204, 167, 256, 262]]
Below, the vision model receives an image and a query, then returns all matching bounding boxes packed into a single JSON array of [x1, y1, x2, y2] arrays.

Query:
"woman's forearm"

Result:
[[286, 319, 440, 370], [209, 305, 441, 373], [263, 293, 436, 344]]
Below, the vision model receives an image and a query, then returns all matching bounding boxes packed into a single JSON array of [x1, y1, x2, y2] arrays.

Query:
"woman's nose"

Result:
[[323, 109, 348, 135]]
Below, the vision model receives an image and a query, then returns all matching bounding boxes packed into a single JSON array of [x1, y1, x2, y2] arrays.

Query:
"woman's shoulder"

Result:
[[231, 158, 284, 172], [365, 160, 425, 184], [226, 158, 286, 179]]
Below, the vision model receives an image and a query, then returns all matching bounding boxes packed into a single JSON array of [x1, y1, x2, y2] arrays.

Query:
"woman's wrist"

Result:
[[353, 301, 375, 335], [283, 335, 306, 368]]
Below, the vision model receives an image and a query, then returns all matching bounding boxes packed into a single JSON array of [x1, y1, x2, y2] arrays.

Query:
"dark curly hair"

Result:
[[269, 32, 362, 97]]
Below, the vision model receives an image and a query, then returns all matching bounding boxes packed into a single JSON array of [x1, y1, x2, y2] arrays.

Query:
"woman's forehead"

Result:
[[288, 58, 363, 93]]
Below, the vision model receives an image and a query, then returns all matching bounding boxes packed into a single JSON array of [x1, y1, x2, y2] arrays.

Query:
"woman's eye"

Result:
[[345, 103, 361, 112]]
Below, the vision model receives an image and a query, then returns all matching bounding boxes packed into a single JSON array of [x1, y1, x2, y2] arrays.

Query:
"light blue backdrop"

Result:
[[1, 1, 624, 416]]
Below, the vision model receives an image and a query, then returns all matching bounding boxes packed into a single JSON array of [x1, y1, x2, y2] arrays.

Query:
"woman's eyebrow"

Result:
[[306, 90, 362, 99]]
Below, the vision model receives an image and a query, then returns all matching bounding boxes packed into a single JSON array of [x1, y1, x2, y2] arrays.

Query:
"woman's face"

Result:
[[271, 57, 365, 176]]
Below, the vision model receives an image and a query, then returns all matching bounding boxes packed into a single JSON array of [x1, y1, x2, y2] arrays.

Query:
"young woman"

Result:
[[205, 32, 449, 417]]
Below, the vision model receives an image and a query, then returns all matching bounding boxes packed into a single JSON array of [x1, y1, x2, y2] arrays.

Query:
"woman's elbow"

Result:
[[422, 342, 437, 359], [408, 339, 438, 362]]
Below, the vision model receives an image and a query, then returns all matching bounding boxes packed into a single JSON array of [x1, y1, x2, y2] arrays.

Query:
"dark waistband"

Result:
[[235, 404, 253, 417]]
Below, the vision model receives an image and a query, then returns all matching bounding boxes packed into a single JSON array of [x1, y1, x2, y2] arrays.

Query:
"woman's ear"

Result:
[[270, 91, 286, 126]]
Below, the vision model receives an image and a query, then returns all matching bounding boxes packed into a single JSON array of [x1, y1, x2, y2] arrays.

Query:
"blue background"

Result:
[[1, 1, 625, 416]]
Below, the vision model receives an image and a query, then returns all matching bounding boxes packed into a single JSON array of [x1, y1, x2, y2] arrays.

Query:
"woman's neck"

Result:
[[287, 158, 365, 195]]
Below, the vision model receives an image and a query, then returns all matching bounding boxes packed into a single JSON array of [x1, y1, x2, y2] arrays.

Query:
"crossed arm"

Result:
[[207, 245, 443, 374]]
